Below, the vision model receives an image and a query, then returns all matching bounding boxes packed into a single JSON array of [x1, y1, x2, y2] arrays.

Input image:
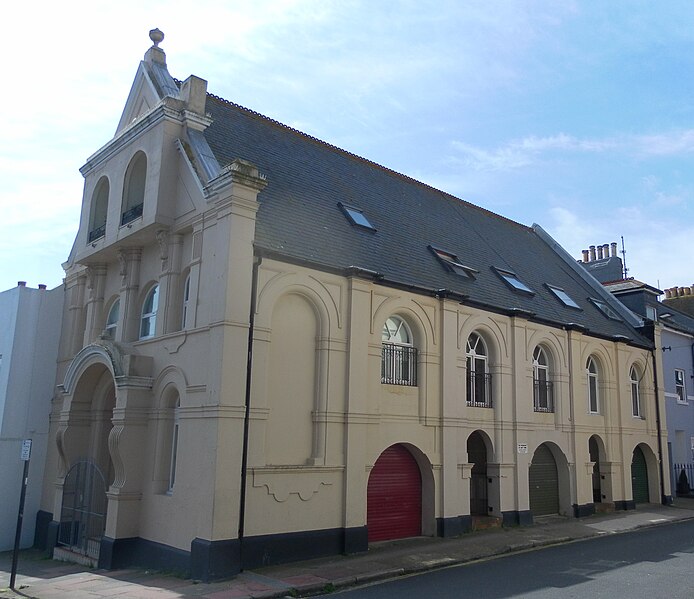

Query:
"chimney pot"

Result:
[[679, 287, 686, 296], [17, 281, 26, 287], [665, 289, 672, 299], [603, 244, 610, 258], [685, 287, 692, 296], [582, 250, 590, 262], [38, 284, 47, 290], [611, 242, 617, 257], [589, 245, 596, 261], [597, 246, 604, 260]]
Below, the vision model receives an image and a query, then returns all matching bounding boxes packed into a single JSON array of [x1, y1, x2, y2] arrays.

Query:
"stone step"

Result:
[[472, 515, 502, 531], [594, 501, 615, 514]]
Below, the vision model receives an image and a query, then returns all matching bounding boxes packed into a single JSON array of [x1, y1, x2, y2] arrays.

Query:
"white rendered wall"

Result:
[[0, 284, 63, 550]]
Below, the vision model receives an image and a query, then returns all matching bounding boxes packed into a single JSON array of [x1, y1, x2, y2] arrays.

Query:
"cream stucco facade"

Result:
[[37, 32, 670, 581]]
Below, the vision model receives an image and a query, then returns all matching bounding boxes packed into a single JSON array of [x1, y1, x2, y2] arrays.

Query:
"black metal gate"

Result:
[[58, 461, 107, 560]]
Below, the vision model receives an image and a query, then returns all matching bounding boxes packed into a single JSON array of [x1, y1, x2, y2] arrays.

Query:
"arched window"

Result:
[[587, 357, 600, 414], [630, 366, 642, 418], [168, 397, 180, 493], [381, 315, 417, 386], [140, 285, 159, 339], [181, 274, 191, 330], [121, 151, 147, 226], [533, 346, 554, 412], [88, 177, 109, 242], [104, 299, 120, 339], [466, 333, 491, 407]]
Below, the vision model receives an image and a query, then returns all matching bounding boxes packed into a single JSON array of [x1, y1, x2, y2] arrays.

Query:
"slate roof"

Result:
[[202, 94, 652, 347]]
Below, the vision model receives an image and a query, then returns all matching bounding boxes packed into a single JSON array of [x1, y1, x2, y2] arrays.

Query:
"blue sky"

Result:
[[1, 1, 692, 291]]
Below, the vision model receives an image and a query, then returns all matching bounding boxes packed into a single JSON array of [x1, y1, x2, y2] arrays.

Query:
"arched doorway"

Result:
[[589, 436, 602, 504], [631, 446, 649, 503], [468, 432, 488, 516], [367, 445, 422, 542], [56, 364, 116, 562], [529, 444, 559, 516]]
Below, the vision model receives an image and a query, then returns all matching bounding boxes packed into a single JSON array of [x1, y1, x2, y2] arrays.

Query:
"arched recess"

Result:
[[467, 430, 493, 516], [88, 176, 109, 242], [458, 316, 508, 364], [372, 297, 434, 355], [631, 443, 658, 504], [367, 443, 434, 542], [264, 292, 320, 465], [55, 360, 116, 562], [121, 151, 147, 225], [152, 366, 188, 493], [256, 276, 338, 465], [588, 435, 607, 504], [529, 442, 571, 517], [526, 330, 567, 372]]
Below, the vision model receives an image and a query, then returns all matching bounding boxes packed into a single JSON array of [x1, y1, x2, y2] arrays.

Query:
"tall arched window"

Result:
[[587, 357, 600, 414], [168, 397, 181, 493], [533, 346, 553, 412], [381, 315, 417, 386], [466, 333, 491, 407], [104, 299, 120, 339], [121, 151, 147, 226], [630, 366, 642, 418], [140, 285, 159, 339], [88, 177, 109, 242], [181, 274, 191, 330]]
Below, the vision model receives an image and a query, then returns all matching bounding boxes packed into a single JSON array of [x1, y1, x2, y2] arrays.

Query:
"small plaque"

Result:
[[20, 439, 32, 461], [517, 443, 528, 454]]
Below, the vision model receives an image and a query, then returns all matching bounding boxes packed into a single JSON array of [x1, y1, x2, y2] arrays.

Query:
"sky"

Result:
[[1, 0, 693, 292]]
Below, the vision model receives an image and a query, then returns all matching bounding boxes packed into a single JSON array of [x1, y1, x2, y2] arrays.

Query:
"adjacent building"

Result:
[[0, 282, 63, 550], [36, 31, 670, 581]]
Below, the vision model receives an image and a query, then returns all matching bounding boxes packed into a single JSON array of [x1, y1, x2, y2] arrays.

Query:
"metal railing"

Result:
[[381, 343, 418, 386], [120, 202, 144, 226], [533, 380, 554, 413], [87, 224, 106, 243], [466, 372, 492, 408], [673, 463, 694, 496]]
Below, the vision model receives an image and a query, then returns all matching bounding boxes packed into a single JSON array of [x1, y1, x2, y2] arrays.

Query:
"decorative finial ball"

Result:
[[149, 28, 164, 47]]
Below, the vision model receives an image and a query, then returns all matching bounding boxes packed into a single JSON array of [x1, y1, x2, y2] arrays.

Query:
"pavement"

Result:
[[3, 498, 694, 599]]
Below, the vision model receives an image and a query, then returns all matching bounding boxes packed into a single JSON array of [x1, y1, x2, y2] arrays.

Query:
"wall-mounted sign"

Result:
[[20, 439, 32, 461], [517, 443, 528, 454]]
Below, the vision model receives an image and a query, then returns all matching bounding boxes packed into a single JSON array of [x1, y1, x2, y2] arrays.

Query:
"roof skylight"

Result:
[[429, 246, 477, 278], [338, 202, 375, 230], [547, 285, 581, 309], [494, 268, 534, 294], [590, 298, 622, 321]]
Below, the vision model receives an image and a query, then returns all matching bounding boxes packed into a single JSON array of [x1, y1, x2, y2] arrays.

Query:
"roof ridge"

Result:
[[204, 91, 530, 232]]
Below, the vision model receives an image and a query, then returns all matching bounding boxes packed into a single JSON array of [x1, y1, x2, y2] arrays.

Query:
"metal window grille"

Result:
[[120, 202, 144, 226], [87, 224, 106, 243], [381, 343, 418, 386], [466, 372, 492, 408], [533, 380, 554, 413]]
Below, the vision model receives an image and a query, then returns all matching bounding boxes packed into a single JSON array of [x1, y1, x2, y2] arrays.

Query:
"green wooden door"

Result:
[[631, 446, 649, 503], [529, 444, 559, 516]]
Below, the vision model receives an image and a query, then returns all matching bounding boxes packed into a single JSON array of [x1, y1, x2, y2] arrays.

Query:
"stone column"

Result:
[[83, 264, 108, 344], [117, 248, 143, 341]]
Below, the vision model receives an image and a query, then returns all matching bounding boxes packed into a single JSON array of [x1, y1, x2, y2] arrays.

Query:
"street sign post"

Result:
[[10, 439, 32, 590]]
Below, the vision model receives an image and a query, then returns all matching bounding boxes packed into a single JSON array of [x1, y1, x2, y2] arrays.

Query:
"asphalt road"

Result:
[[326, 519, 694, 598]]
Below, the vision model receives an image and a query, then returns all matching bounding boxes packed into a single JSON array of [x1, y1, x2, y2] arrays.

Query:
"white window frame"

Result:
[[466, 332, 491, 407], [587, 357, 600, 414], [381, 316, 417, 386], [140, 285, 159, 339], [533, 346, 553, 412], [105, 298, 120, 339], [181, 274, 191, 330], [167, 398, 180, 493], [676, 369, 687, 403], [630, 365, 641, 418]]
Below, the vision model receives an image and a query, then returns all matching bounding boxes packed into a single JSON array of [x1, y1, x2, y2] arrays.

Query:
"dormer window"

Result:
[[338, 202, 375, 230], [88, 177, 109, 243], [493, 268, 534, 294], [429, 246, 477, 278], [121, 151, 147, 226]]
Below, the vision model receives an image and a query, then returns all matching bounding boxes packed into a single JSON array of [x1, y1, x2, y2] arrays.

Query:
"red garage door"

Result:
[[367, 445, 422, 542]]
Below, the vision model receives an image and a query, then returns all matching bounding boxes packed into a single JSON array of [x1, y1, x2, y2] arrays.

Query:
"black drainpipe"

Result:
[[238, 255, 261, 568], [650, 347, 668, 504]]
